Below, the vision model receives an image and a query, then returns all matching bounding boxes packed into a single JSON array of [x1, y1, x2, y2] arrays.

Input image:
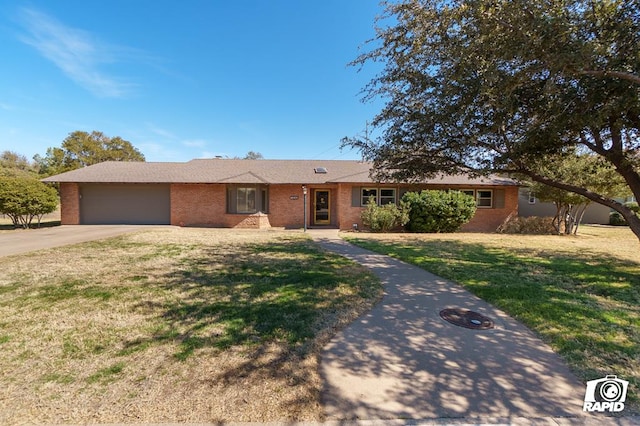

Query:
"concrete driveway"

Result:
[[0, 225, 156, 257]]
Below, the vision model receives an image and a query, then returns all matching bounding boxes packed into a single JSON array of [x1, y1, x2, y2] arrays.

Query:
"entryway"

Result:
[[313, 189, 330, 225]]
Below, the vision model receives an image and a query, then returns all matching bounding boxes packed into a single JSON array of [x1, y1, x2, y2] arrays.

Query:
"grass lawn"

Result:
[[0, 228, 381, 424], [344, 225, 640, 411]]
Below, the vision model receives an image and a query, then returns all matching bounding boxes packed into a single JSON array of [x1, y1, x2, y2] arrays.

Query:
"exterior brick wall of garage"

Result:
[[60, 183, 80, 225]]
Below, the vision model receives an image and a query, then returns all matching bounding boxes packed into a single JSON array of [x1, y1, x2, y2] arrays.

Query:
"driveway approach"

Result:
[[0, 225, 150, 257], [309, 230, 612, 424]]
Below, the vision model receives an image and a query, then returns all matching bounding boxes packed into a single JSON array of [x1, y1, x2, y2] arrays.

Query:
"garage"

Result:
[[80, 183, 170, 225]]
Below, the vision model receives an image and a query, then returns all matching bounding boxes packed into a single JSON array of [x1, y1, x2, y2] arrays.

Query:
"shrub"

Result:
[[401, 190, 476, 233], [625, 201, 639, 214], [497, 216, 556, 234], [361, 196, 409, 232], [0, 175, 58, 228], [610, 211, 627, 226]]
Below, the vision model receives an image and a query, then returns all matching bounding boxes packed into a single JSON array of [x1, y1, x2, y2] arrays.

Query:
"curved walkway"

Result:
[[309, 230, 634, 425]]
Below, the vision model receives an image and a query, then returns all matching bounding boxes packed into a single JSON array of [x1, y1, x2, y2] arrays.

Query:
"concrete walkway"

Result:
[[309, 230, 636, 425]]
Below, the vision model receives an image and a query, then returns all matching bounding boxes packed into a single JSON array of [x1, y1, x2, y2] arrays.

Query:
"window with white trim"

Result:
[[361, 188, 378, 206], [528, 191, 536, 204], [476, 190, 493, 208], [380, 188, 396, 205], [361, 187, 397, 206]]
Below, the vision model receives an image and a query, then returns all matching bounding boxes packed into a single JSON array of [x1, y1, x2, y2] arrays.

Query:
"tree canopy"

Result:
[[1, 151, 36, 176], [34, 131, 145, 176], [344, 0, 640, 239]]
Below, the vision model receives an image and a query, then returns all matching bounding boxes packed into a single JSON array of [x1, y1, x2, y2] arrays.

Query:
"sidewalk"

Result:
[[308, 230, 638, 425]]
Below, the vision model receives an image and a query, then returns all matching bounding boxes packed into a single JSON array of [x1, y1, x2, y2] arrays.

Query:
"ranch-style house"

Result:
[[43, 158, 519, 232]]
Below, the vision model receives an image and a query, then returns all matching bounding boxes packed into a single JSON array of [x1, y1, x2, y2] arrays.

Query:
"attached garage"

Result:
[[79, 183, 170, 225]]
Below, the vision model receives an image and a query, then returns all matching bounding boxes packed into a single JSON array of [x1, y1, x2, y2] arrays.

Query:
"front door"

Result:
[[314, 190, 330, 225]]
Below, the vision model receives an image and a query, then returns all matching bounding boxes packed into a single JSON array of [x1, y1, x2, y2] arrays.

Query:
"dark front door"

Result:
[[314, 190, 330, 225]]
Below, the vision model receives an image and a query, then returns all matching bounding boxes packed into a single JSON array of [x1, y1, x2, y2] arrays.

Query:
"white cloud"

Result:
[[182, 139, 208, 148], [145, 123, 177, 140], [17, 8, 138, 98]]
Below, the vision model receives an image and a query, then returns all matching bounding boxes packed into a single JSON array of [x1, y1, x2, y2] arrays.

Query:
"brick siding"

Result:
[[60, 183, 80, 225], [170, 184, 226, 226], [64, 181, 518, 232], [337, 184, 519, 232]]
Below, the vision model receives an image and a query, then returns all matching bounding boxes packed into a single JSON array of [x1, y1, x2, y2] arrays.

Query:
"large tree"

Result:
[[35, 131, 145, 176], [344, 0, 640, 239]]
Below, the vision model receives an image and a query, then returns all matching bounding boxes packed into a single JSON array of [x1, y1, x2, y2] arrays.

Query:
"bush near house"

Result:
[[610, 202, 640, 226], [402, 190, 476, 233], [360, 196, 409, 232], [497, 216, 556, 235]]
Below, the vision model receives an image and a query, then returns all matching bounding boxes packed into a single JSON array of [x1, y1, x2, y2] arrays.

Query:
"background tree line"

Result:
[[1, 130, 144, 228]]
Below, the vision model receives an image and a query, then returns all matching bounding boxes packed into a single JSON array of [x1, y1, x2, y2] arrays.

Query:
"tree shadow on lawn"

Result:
[[120, 237, 378, 418], [349, 237, 640, 407]]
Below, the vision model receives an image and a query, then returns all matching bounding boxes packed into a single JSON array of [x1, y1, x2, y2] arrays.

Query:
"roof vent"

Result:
[[314, 167, 328, 174]]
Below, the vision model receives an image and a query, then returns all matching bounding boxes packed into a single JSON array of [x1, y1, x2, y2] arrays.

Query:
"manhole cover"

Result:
[[439, 308, 494, 330]]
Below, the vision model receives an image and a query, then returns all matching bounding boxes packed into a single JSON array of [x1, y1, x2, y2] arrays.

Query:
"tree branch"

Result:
[[579, 70, 640, 86]]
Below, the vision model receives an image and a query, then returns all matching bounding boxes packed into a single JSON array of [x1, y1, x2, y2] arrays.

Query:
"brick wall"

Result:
[[170, 183, 308, 229], [461, 186, 519, 232], [336, 183, 363, 230], [60, 183, 80, 225], [268, 184, 306, 228], [158, 182, 517, 232], [337, 184, 519, 232], [170, 184, 226, 226]]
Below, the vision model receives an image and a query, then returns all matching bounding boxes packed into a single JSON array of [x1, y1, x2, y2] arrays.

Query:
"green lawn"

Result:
[[344, 226, 640, 410]]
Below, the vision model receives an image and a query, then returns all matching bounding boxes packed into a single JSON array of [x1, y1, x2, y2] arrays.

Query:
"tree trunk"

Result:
[[524, 171, 640, 242]]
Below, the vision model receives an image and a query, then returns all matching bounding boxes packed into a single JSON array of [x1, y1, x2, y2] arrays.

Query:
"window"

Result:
[[528, 191, 536, 204], [237, 188, 256, 213], [360, 188, 397, 206], [380, 188, 396, 205], [361, 188, 378, 206], [227, 185, 268, 214], [477, 190, 493, 208], [461, 189, 475, 198]]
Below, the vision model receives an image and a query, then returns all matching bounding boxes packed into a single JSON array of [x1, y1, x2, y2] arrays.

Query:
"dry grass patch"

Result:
[[0, 228, 381, 424]]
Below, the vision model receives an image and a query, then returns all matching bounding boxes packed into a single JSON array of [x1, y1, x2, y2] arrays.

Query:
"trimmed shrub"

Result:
[[497, 216, 556, 234], [401, 190, 476, 233], [361, 196, 409, 232]]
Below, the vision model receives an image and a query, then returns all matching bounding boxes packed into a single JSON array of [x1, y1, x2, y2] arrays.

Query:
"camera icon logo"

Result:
[[583, 375, 629, 412]]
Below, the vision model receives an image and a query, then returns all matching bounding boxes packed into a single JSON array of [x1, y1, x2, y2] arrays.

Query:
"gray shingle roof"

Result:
[[42, 159, 517, 186]]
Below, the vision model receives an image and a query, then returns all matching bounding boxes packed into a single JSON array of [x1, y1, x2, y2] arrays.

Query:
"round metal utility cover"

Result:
[[439, 308, 494, 330]]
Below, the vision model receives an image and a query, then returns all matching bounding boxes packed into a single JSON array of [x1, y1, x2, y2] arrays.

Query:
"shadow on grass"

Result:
[[347, 237, 640, 406], [123, 237, 378, 360]]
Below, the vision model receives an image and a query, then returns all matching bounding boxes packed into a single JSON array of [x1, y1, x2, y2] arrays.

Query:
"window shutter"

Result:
[[494, 189, 505, 209], [352, 186, 361, 207]]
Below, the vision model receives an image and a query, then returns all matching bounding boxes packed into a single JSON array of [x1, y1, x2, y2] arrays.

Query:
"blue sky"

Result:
[[0, 1, 384, 162]]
